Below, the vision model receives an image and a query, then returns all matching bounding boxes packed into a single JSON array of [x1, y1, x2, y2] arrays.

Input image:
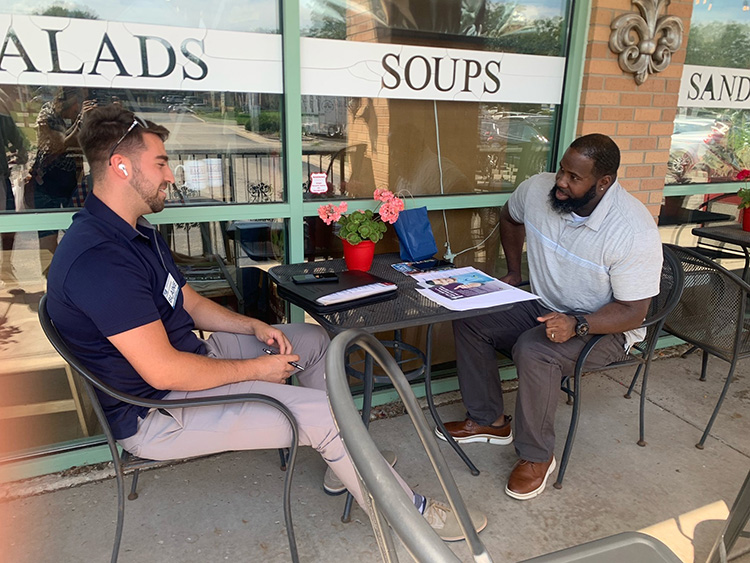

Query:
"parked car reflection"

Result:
[[477, 114, 552, 190], [667, 116, 730, 184]]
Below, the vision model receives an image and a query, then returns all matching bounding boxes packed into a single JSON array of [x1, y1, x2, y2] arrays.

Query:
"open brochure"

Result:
[[411, 266, 539, 311]]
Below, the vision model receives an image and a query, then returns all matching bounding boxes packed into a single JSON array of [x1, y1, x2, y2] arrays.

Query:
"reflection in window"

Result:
[[300, 95, 555, 198], [669, 5, 750, 186], [159, 219, 287, 321], [686, 22, 750, 69], [6, 0, 280, 33], [301, 0, 567, 56], [0, 86, 286, 214], [666, 111, 746, 185]]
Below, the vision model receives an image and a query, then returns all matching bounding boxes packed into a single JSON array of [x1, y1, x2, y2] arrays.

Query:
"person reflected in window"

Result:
[[438, 134, 663, 500], [45, 104, 488, 542], [26, 88, 95, 269], [0, 89, 27, 284]]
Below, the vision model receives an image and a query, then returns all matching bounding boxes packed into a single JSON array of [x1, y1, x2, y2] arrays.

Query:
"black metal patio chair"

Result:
[[554, 244, 684, 488], [38, 294, 300, 563], [661, 244, 750, 449]]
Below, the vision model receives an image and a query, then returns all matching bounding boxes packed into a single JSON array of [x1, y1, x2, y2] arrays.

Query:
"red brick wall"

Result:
[[578, 0, 694, 217]]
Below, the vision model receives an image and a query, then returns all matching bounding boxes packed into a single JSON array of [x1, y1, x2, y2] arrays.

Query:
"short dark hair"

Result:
[[79, 103, 169, 180], [569, 133, 620, 179]]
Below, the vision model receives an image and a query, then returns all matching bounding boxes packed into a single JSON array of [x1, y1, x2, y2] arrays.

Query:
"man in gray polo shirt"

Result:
[[438, 134, 662, 500]]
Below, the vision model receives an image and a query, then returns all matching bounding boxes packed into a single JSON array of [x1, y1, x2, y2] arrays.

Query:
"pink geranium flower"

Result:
[[318, 202, 348, 225], [317, 189, 404, 244]]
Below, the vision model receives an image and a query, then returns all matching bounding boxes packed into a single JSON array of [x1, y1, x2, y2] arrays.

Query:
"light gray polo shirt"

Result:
[[508, 172, 662, 348]]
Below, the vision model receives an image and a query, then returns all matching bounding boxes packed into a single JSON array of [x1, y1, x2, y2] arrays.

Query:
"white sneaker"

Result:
[[422, 499, 488, 542], [323, 449, 397, 496]]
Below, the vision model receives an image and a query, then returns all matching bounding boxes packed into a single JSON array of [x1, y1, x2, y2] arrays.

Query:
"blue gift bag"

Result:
[[393, 206, 438, 262]]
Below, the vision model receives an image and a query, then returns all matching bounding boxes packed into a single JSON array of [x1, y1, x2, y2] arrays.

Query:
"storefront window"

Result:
[[300, 96, 554, 200], [2, 1, 279, 32], [298, 1, 566, 202], [1, 3, 288, 461], [0, 85, 285, 213], [667, 5, 750, 185], [1, 229, 95, 455], [0, 6, 286, 215]]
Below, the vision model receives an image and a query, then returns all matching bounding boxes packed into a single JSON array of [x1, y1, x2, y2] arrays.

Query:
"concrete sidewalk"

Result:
[[1, 348, 749, 563]]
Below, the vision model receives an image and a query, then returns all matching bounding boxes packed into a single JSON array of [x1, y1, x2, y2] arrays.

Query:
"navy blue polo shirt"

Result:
[[47, 193, 206, 439]]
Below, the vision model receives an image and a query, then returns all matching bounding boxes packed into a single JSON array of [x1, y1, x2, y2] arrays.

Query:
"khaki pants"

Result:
[[119, 323, 411, 508]]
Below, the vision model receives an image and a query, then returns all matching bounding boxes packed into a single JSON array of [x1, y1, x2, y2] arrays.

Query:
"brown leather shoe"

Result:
[[434, 416, 513, 445], [505, 456, 557, 500]]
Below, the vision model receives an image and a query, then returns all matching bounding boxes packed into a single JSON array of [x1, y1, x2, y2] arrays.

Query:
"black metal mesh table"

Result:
[[269, 253, 512, 333], [269, 254, 516, 520], [691, 224, 750, 279]]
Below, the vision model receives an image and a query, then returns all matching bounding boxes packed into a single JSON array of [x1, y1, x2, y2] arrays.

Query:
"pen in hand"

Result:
[[263, 347, 305, 371]]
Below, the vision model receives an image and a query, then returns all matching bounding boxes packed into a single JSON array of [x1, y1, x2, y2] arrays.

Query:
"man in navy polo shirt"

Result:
[[45, 104, 487, 541]]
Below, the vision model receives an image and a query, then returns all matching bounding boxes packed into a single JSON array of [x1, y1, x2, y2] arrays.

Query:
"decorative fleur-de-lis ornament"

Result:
[[609, 0, 684, 85]]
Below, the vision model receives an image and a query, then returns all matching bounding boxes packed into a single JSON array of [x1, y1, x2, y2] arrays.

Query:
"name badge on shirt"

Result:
[[163, 273, 179, 308]]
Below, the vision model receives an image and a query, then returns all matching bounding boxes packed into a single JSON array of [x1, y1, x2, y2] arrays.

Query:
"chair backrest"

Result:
[[632, 245, 685, 354], [664, 244, 750, 359], [38, 294, 151, 450]]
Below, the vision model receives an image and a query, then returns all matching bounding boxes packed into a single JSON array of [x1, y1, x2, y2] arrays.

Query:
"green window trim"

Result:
[[664, 182, 740, 197]]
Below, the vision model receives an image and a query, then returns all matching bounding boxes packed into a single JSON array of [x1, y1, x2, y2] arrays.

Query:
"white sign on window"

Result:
[[309, 172, 328, 194], [300, 38, 564, 104], [0, 15, 283, 93], [679, 64, 750, 109], [0, 15, 564, 104]]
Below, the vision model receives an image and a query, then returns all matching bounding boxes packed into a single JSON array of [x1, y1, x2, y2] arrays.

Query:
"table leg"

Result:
[[341, 352, 374, 523], [422, 324, 481, 476]]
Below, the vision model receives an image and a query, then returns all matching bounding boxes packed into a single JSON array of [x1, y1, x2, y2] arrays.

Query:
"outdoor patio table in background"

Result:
[[691, 224, 750, 280], [657, 206, 732, 227]]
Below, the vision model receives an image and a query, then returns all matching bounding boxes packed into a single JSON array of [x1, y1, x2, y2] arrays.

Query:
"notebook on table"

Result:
[[276, 270, 398, 313]]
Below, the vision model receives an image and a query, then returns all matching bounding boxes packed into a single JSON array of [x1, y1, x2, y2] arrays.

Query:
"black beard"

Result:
[[548, 183, 597, 214]]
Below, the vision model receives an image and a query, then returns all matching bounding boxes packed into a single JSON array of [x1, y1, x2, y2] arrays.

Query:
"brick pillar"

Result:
[[578, 0, 694, 218]]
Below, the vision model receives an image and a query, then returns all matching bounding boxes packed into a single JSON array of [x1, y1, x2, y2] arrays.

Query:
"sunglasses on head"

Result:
[[108, 115, 148, 163]]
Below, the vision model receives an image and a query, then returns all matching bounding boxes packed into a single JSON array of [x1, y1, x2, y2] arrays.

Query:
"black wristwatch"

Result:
[[574, 315, 589, 337]]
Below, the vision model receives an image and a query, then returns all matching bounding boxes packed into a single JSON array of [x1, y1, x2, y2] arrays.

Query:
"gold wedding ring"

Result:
[[551, 333, 555, 340]]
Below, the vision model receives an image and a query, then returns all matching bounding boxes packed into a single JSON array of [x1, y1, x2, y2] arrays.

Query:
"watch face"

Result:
[[575, 316, 589, 336]]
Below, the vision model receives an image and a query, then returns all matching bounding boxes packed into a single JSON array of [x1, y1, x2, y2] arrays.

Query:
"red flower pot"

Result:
[[342, 239, 375, 271], [743, 207, 750, 232]]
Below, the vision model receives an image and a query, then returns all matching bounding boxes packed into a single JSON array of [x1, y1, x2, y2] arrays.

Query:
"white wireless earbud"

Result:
[[118, 163, 128, 177]]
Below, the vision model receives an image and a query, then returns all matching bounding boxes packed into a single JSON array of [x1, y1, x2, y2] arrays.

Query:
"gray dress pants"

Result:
[[118, 323, 412, 508], [453, 300, 627, 463]]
